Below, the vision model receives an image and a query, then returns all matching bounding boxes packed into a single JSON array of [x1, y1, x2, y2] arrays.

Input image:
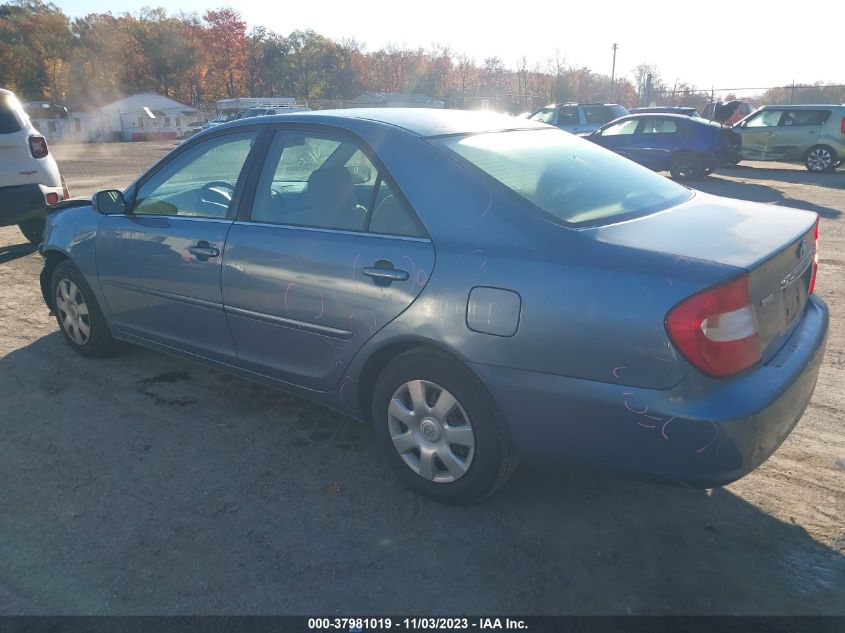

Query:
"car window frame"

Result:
[[238, 122, 430, 240], [124, 125, 269, 221]]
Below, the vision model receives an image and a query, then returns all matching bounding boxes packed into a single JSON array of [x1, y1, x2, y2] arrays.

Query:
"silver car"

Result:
[[733, 104, 845, 172]]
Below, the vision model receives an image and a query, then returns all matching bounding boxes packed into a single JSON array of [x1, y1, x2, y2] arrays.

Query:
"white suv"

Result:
[[0, 88, 67, 243]]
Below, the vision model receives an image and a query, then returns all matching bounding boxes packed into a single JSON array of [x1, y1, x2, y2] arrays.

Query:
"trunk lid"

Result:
[[585, 191, 818, 359]]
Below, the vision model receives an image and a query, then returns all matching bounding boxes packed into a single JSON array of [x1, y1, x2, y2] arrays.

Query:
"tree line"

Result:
[[2, 0, 843, 112]]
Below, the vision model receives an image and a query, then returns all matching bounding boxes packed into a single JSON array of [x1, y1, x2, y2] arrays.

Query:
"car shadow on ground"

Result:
[[721, 165, 845, 190], [0, 242, 37, 265], [1, 335, 843, 615], [693, 175, 842, 219]]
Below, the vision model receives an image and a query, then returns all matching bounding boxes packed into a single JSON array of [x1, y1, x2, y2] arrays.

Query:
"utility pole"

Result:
[[610, 43, 618, 102]]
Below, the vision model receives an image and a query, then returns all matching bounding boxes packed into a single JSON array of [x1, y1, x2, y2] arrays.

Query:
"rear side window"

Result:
[[642, 118, 678, 134], [0, 94, 24, 134], [433, 129, 692, 226], [557, 106, 579, 125], [780, 110, 831, 126], [251, 130, 425, 237], [583, 105, 623, 125]]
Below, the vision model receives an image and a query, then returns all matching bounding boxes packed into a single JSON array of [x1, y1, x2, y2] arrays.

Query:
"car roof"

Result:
[[210, 108, 548, 137], [617, 113, 694, 120], [760, 104, 845, 110]]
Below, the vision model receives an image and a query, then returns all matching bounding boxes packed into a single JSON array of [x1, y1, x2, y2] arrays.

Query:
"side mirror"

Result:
[[92, 190, 127, 215]]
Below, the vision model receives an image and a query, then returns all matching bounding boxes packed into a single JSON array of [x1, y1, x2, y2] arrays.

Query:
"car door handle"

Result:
[[362, 267, 409, 282], [189, 242, 220, 258]]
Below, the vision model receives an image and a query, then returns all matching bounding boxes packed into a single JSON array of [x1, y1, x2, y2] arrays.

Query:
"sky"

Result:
[[52, 0, 842, 96]]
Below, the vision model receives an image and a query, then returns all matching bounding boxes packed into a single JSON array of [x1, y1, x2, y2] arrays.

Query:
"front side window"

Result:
[[600, 119, 639, 136], [530, 108, 556, 124], [433, 128, 691, 226], [133, 131, 258, 218], [250, 130, 425, 237], [745, 110, 782, 128]]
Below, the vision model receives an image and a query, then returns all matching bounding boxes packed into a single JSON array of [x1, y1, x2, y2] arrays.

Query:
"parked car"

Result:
[[1, 88, 68, 243], [529, 102, 629, 134], [587, 113, 741, 179], [629, 106, 701, 117], [40, 109, 827, 504], [732, 104, 845, 172], [240, 106, 310, 119]]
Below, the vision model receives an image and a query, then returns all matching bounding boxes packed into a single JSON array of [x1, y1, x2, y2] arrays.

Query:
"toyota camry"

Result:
[[39, 109, 828, 504]]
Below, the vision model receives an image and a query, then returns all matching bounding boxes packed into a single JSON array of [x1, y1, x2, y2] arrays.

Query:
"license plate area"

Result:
[[782, 263, 812, 325]]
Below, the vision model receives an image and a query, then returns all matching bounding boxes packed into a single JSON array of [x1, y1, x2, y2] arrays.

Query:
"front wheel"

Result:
[[805, 145, 837, 173], [50, 261, 118, 358], [669, 151, 703, 180], [371, 347, 518, 504], [18, 218, 45, 244]]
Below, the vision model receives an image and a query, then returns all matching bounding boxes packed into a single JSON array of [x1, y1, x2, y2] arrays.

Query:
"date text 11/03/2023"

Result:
[[307, 617, 529, 630]]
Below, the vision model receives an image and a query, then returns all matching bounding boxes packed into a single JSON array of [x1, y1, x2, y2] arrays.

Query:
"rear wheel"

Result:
[[18, 218, 45, 244], [50, 261, 117, 358], [669, 151, 703, 180], [805, 145, 837, 172], [371, 347, 518, 504]]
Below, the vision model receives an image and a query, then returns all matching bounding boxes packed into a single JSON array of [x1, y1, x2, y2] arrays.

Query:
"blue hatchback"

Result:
[[587, 113, 741, 180]]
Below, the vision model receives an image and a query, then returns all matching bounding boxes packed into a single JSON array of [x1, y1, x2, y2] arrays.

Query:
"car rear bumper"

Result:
[[470, 295, 829, 485], [0, 183, 59, 226]]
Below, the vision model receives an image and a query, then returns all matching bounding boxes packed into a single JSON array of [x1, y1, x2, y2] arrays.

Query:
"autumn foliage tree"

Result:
[[6, 1, 822, 111], [202, 8, 246, 98]]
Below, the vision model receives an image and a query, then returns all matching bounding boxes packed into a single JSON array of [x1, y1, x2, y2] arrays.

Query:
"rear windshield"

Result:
[[432, 129, 692, 226], [0, 93, 24, 134]]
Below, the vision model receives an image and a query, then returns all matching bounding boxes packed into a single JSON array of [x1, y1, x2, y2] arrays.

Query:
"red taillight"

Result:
[[809, 219, 819, 294], [45, 192, 59, 205], [29, 135, 48, 158], [666, 274, 761, 378], [840, 116, 845, 135]]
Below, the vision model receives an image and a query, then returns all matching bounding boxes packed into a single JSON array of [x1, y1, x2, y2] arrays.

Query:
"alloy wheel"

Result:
[[807, 147, 832, 172]]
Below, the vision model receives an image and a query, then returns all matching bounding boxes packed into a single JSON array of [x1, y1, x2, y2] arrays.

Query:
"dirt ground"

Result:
[[0, 142, 842, 615]]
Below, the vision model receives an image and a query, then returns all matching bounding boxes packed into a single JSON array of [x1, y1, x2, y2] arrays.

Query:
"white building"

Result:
[[27, 93, 199, 143]]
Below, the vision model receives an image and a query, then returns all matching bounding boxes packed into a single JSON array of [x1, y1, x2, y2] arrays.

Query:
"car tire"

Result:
[[18, 218, 45, 244], [370, 347, 518, 505], [50, 261, 117, 358], [804, 145, 837, 173], [669, 151, 703, 180]]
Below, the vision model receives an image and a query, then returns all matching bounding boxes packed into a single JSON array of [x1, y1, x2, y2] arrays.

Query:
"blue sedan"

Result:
[[40, 109, 827, 504], [587, 113, 742, 180]]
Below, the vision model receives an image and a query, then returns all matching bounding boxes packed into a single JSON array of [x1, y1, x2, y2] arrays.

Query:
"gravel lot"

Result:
[[0, 142, 843, 615]]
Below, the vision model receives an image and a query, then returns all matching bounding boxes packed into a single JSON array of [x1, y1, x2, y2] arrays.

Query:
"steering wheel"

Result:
[[197, 180, 236, 214]]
